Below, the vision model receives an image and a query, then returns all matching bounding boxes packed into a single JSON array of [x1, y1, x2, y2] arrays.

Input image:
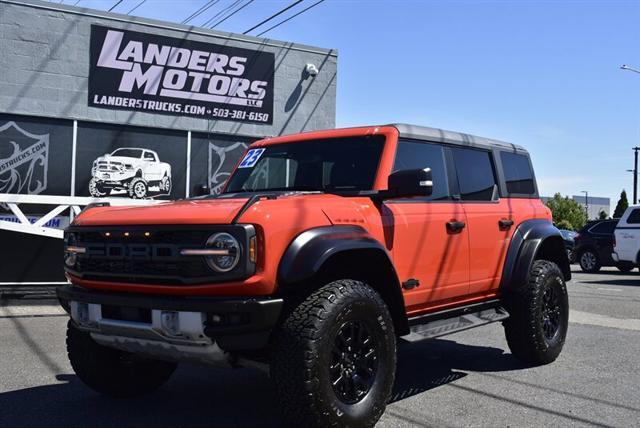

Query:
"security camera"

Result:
[[305, 63, 319, 76]]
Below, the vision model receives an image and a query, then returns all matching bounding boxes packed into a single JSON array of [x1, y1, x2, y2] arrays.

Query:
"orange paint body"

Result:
[[68, 126, 551, 318]]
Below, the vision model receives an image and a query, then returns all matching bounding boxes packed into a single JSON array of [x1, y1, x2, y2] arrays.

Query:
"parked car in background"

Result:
[[574, 219, 635, 272], [612, 205, 640, 272], [559, 229, 577, 263]]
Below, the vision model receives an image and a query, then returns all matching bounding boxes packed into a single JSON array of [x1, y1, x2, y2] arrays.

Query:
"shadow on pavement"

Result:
[[580, 278, 640, 287], [0, 339, 524, 427]]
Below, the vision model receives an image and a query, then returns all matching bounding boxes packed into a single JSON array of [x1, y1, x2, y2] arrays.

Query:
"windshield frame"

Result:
[[222, 130, 398, 195]]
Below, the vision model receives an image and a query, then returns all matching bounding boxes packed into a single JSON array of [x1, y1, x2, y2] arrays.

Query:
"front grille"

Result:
[[66, 226, 254, 285]]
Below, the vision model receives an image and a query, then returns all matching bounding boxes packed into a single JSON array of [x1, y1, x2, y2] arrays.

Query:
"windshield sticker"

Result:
[[238, 148, 265, 168]]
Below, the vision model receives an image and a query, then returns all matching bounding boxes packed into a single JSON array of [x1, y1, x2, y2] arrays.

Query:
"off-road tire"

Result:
[[88, 178, 108, 197], [160, 175, 172, 194], [66, 321, 176, 398], [578, 249, 601, 273], [616, 262, 635, 273], [271, 280, 396, 428], [503, 260, 569, 365], [128, 177, 148, 199]]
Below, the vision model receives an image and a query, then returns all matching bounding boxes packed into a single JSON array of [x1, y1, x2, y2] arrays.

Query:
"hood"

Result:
[[73, 197, 250, 226], [97, 156, 139, 163]]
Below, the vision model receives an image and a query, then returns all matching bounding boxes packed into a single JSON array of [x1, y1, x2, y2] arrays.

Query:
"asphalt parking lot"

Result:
[[0, 265, 638, 428]]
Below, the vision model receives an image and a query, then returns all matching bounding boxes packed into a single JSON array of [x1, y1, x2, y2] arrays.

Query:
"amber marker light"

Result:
[[249, 235, 257, 264]]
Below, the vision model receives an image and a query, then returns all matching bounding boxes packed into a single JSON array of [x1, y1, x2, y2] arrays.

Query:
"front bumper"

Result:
[[57, 285, 283, 365]]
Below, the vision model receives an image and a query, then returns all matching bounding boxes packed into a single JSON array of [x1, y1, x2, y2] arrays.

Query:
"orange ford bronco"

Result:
[[58, 124, 570, 427]]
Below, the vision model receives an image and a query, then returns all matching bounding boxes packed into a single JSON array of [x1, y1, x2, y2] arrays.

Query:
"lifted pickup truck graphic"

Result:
[[89, 148, 172, 199]]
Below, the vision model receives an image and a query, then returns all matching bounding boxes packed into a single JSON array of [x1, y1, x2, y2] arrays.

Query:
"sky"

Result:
[[62, 0, 640, 207]]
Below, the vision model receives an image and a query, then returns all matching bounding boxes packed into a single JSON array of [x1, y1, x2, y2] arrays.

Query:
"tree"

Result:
[[598, 210, 609, 220], [545, 193, 588, 231], [613, 190, 629, 218]]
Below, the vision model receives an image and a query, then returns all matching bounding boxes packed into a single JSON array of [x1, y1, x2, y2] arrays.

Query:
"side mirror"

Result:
[[387, 168, 433, 198], [193, 184, 211, 196]]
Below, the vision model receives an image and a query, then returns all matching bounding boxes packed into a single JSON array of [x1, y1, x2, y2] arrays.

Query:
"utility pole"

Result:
[[634, 147, 639, 205], [581, 190, 589, 219]]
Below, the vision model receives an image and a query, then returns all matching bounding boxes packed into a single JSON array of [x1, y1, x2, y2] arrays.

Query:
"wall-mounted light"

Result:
[[305, 63, 319, 76]]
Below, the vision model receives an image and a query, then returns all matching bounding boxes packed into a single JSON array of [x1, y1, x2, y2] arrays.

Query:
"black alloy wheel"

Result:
[[330, 319, 379, 404]]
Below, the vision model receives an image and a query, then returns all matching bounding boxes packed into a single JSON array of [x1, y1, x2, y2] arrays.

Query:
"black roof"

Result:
[[390, 123, 527, 153]]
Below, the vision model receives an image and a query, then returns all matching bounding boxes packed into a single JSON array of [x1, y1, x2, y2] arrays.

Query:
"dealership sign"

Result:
[[89, 25, 275, 124]]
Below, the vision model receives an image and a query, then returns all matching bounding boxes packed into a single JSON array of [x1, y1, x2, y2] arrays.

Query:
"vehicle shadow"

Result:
[[580, 278, 640, 287], [0, 339, 523, 427]]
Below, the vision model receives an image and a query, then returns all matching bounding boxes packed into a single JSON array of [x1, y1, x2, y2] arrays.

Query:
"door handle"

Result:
[[446, 221, 466, 233], [499, 219, 514, 230]]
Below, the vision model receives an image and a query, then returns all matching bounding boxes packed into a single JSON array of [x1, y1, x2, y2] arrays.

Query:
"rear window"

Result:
[[590, 221, 617, 234], [501, 152, 536, 195], [627, 209, 640, 224]]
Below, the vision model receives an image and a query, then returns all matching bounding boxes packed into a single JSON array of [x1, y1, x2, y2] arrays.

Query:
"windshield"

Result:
[[225, 136, 385, 193], [111, 148, 143, 158]]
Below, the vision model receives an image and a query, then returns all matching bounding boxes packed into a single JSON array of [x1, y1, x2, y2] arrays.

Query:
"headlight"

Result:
[[205, 232, 240, 272], [64, 233, 78, 267]]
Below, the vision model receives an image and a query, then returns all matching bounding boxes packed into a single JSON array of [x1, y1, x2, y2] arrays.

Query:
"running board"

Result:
[[402, 300, 509, 342]]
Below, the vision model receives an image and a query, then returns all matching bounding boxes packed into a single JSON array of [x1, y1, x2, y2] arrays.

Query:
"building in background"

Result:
[[541, 195, 611, 220], [0, 0, 337, 284], [572, 195, 611, 220]]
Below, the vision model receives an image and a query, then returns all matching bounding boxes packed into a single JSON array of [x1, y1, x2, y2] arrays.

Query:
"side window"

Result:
[[144, 151, 156, 161], [393, 140, 450, 200], [451, 147, 497, 201], [501, 152, 536, 195], [626, 209, 640, 224]]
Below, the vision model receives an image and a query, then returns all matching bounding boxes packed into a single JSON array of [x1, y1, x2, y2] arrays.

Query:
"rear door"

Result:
[[383, 140, 469, 311], [450, 147, 516, 295], [588, 221, 618, 264]]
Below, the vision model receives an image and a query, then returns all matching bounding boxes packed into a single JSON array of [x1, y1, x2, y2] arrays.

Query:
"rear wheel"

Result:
[[579, 249, 601, 273], [66, 321, 176, 398], [271, 280, 396, 427], [504, 260, 569, 365]]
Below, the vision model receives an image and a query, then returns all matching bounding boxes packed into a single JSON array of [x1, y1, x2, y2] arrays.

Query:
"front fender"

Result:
[[278, 225, 391, 284]]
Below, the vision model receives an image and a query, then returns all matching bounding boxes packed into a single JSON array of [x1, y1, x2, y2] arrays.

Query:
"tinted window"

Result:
[[225, 136, 384, 193], [590, 221, 617, 234], [501, 152, 535, 194], [144, 151, 156, 161], [451, 148, 497, 201], [393, 140, 450, 200], [627, 209, 640, 224]]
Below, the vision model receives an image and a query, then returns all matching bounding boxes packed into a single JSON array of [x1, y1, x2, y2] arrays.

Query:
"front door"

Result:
[[383, 140, 469, 313]]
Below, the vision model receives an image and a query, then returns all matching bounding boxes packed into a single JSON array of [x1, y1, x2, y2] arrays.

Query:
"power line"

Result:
[[202, 0, 242, 27], [256, 0, 325, 37], [184, 0, 221, 25], [211, 0, 254, 29], [108, 0, 124, 12], [127, 0, 146, 15], [243, 0, 303, 35], [181, 0, 217, 24], [73, 0, 81, 5]]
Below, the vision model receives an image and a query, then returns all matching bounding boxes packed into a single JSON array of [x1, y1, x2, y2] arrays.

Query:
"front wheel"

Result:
[[128, 177, 148, 199], [88, 178, 108, 197], [504, 260, 569, 365], [579, 249, 601, 273], [271, 280, 396, 427], [66, 321, 176, 398]]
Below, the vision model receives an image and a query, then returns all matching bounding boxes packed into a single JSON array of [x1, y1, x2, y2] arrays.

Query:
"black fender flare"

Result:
[[278, 225, 409, 335], [500, 219, 571, 291]]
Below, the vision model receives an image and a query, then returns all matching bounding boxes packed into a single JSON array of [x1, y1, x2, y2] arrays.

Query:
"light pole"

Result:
[[581, 190, 589, 219], [620, 65, 640, 204]]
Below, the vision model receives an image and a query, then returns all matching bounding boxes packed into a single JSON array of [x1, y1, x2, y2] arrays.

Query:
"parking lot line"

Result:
[[569, 309, 640, 331]]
